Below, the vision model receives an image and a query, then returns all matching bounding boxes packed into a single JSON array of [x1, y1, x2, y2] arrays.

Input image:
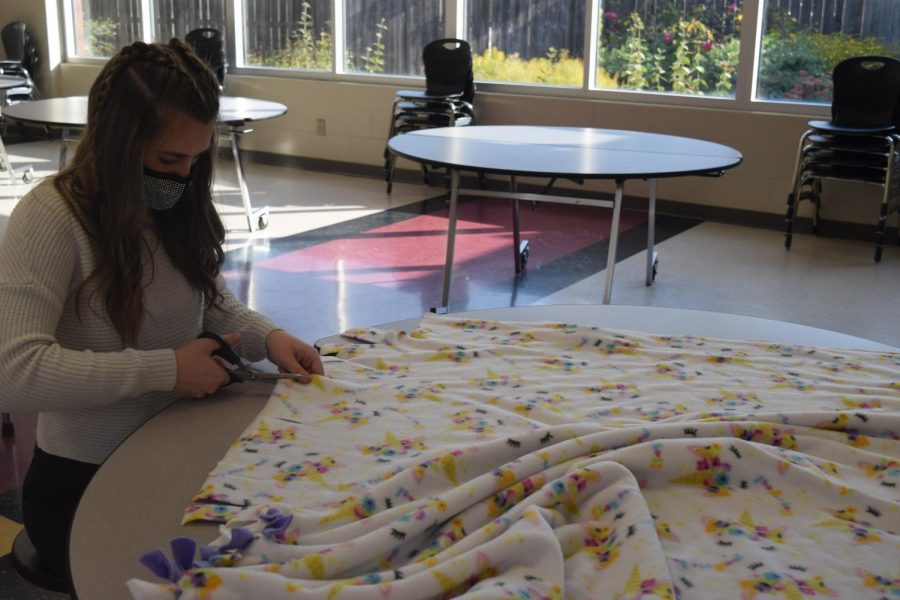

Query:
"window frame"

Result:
[[59, 0, 831, 118]]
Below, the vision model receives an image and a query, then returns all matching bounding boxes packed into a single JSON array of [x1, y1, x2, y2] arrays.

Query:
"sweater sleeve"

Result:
[[0, 188, 177, 414], [203, 275, 280, 362]]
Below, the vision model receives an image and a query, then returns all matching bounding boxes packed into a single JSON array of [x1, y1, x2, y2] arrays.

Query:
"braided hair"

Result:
[[56, 39, 224, 345]]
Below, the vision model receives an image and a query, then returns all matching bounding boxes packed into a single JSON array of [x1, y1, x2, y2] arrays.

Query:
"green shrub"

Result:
[[473, 47, 584, 86], [809, 33, 899, 70], [757, 33, 829, 100]]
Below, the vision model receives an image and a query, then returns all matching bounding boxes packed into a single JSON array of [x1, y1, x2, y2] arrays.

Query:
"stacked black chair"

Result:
[[385, 38, 475, 194], [785, 56, 900, 262], [0, 21, 41, 104], [186, 28, 226, 88]]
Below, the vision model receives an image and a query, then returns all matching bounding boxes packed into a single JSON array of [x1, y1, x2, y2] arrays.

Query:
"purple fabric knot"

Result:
[[139, 536, 198, 582], [199, 526, 254, 566], [260, 507, 293, 539]]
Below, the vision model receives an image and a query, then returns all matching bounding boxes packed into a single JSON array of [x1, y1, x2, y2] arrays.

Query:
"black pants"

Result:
[[22, 446, 99, 578]]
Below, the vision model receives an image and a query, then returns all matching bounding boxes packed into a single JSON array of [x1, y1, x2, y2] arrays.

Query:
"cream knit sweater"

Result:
[[0, 180, 279, 464]]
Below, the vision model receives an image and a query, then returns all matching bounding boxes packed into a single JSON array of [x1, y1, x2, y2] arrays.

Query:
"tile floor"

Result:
[[0, 136, 898, 597]]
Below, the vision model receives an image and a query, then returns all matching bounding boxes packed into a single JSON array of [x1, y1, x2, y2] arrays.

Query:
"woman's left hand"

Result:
[[265, 329, 325, 383]]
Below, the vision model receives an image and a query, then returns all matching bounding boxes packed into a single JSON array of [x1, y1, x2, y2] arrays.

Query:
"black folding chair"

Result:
[[384, 39, 476, 194], [785, 56, 900, 262], [186, 28, 227, 88]]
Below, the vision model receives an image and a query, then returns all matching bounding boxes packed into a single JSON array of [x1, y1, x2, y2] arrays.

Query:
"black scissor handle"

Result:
[[198, 331, 245, 384]]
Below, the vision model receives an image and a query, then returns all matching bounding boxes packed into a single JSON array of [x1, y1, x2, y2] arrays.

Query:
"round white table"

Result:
[[2, 95, 287, 231], [69, 305, 895, 599], [389, 126, 743, 308]]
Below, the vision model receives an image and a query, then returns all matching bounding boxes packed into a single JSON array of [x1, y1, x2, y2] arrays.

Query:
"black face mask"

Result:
[[143, 166, 191, 211]]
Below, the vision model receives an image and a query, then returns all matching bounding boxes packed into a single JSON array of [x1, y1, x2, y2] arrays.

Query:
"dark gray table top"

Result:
[[388, 125, 743, 179], [2, 95, 287, 128]]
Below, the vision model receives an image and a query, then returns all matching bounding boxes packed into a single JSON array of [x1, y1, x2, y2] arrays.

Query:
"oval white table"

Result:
[[389, 126, 743, 309], [69, 305, 895, 599], [2, 95, 287, 231]]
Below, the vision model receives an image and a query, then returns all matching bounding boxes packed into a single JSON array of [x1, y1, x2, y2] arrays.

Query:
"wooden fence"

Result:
[[765, 0, 900, 41], [83, 0, 900, 72]]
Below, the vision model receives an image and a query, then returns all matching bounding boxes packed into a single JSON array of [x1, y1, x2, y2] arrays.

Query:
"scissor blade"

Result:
[[252, 372, 307, 381]]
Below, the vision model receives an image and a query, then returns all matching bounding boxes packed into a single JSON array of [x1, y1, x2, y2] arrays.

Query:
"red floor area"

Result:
[[252, 198, 647, 286]]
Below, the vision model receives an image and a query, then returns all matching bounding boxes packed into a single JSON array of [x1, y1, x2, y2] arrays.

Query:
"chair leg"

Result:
[[811, 180, 822, 235], [1, 412, 13, 437], [875, 201, 888, 263], [386, 154, 396, 195], [784, 192, 796, 250]]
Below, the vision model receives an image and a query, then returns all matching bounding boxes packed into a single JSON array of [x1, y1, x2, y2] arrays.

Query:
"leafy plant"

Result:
[[704, 37, 739, 95], [599, 5, 737, 97], [249, 2, 333, 69], [621, 12, 648, 89], [85, 18, 118, 57], [248, 2, 388, 72], [360, 18, 387, 73], [670, 18, 712, 94]]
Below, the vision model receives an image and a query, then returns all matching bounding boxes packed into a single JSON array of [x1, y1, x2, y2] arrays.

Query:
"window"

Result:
[[64, 0, 144, 58], [594, 0, 743, 97], [153, 0, 226, 45], [242, 0, 334, 70], [60, 0, 900, 111], [465, 0, 586, 87], [343, 0, 444, 76], [756, 0, 900, 103]]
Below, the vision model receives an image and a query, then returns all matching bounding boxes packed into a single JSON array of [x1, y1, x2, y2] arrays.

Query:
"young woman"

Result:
[[0, 38, 323, 578]]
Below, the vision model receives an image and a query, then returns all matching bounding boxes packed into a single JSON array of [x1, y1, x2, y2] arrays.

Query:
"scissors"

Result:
[[199, 331, 306, 384]]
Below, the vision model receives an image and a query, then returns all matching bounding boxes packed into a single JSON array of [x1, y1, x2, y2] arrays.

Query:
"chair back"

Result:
[[1, 21, 39, 73], [831, 56, 900, 128], [186, 28, 226, 86], [423, 38, 474, 103]]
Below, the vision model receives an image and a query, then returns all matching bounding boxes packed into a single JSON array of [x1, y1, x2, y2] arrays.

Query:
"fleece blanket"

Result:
[[129, 314, 899, 600]]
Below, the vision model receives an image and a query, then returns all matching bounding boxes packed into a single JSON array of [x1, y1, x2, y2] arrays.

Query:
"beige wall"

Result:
[[5, 3, 882, 225]]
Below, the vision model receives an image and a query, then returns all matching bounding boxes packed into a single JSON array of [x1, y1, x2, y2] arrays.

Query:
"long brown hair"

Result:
[[55, 38, 224, 345]]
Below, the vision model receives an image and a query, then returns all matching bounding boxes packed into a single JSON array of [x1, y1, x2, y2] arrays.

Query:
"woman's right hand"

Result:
[[173, 332, 241, 398]]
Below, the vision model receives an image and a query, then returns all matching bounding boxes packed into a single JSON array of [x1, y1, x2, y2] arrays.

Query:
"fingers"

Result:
[[221, 332, 242, 347], [279, 357, 311, 383], [306, 354, 325, 375]]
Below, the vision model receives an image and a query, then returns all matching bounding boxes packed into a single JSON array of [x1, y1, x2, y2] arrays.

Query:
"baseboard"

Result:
[[240, 149, 899, 243]]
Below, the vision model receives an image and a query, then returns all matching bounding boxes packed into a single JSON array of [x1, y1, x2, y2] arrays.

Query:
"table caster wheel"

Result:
[[257, 214, 269, 230], [518, 240, 530, 270], [22, 168, 34, 184]]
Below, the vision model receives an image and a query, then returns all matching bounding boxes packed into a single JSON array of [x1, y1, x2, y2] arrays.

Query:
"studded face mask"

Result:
[[143, 166, 192, 211]]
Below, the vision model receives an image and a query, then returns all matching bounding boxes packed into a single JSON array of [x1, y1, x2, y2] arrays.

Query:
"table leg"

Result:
[[646, 178, 657, 286], [227, 129, 270, 232], [437, 169, 461, 312], [0, 123, 32, 184], [59, 127, 69, 170], [602, 181, 625, 304], [511, 175, 522, 273]]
